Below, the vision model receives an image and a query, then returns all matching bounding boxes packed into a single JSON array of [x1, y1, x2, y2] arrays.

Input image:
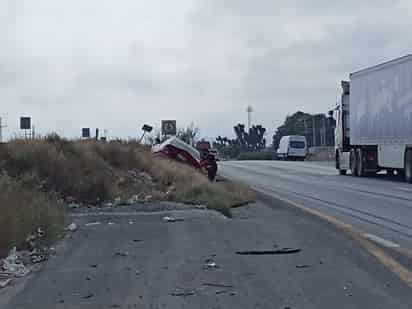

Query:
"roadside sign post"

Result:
[[82, 128, 91, 139], [161, 120, 177, 138], [0, 117, 7, 143], [139, 124, 153, 143], [20, 117, 31, 140]]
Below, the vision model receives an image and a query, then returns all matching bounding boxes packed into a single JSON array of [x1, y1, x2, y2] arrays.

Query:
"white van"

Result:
[[277, 135, 307, 161]]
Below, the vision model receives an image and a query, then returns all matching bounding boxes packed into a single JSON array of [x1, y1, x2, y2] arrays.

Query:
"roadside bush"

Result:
[[0, 174, 65, 255]]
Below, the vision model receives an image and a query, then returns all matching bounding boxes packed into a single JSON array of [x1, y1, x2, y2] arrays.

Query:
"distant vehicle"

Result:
[[334, 54, 412, 183], [276, 135, 307, 161]]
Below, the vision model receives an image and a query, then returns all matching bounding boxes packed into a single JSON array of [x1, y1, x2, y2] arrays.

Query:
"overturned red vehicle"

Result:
[[152, 137, 202, 169], [152, 137, 218, 181]]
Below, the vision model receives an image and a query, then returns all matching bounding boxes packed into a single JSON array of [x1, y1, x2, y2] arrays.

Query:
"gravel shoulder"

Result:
[[2, 199, 411, 309]]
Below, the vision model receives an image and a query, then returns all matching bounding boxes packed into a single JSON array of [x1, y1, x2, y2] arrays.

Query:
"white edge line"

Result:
[[364, 233, 400, 249]]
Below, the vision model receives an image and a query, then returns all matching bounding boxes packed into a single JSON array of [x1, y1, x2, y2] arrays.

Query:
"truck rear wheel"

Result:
[[405, 149, 412, 184], [350, 150, 358, 176]]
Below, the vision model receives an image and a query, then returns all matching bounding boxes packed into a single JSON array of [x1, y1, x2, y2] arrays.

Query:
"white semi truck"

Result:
[[335, 54, 412, 183]]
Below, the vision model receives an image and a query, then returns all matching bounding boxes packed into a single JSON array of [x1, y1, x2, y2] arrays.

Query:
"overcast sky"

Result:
[[1, 0, 412, 141]]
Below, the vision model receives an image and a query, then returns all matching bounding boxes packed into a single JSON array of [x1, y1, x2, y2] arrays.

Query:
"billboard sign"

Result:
[[82, 128, 90, 138], [161, 120, 177, 136], [20, 117, 31, 130]]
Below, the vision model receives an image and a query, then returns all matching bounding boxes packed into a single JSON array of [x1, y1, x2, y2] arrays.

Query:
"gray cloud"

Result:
[[1, 0, 412, 141]]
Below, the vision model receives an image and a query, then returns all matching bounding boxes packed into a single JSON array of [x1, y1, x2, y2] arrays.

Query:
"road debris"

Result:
[[114, 251, 129, 257], [85, 221, 101, 226], [108, 222, 115, 225], [128, 221, 134, 225], [132, 239, 142, 243], [1, 247, 30, 278], [90, 264, 98, 268], [236, 248, 301, 255], [296, 264, 310, 269], [66, 223, 77, 232], [203, 259, 219, 269], [163, 216, 184, 222], [202, 283, 233, 288], [0, 277, 11, 288], [30, 249, 49, 264], [83, 293, 94, 299], [170, 288, 197, 297]]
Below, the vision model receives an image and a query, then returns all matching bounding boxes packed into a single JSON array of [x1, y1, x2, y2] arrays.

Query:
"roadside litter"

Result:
[[85, 222, 101, 227], [163, 216, 184, 223], [236, 248, 301, 255], [203, 259, 219, 269], [1, 247, 30, 278], [296, 264, 310, 269], [114, 251, 129, 257], [202, 283, 233, 288], [170, 288, 197, 297], [66, 223, 77, 231]]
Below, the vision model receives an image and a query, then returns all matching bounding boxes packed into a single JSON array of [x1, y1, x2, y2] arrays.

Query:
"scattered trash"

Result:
[[132, 239, 142, 243], [108, 222, 115, 225], [37, 227, 45, 238], [163, 216, 184, 223], [0, 278, 11, 288], [85, 222, 101, 227], [135, 270, 141, 276], [128, 221, 134, 225], [114, 197, 122, 206], [236, 248, 301, 255], [319, 259, 324, 265], [203, 259, 219, 269], [86, 276, 91, 281], [90, 264, 98, 268], [170, 288, 196, 297], [202, 283, 233, 288], [2, 247, 30, 278], [127, 195, 139, 205], [68, 202, 80, 209], [66, 223, 77, 232], [83, 293, 94, 299], [114, 252, 129, 257], [296, 264, 310, 269], [30, 250, 49, 264], [215, 289, 231, 295]]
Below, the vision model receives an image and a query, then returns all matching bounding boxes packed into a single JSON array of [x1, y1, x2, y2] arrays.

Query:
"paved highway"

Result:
[[3, 204, 411, 308], [220, 160, 412, 253]]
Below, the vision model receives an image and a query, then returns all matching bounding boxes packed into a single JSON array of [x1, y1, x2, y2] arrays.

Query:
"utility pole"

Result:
[[0, 117, 7, 143], [246, 105, 253, 131], [322, 116, 326, 146]]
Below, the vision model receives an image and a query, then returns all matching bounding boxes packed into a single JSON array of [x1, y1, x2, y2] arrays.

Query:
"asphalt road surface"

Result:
[[219, 160, 412, 254], [2, 202, 412, 308]]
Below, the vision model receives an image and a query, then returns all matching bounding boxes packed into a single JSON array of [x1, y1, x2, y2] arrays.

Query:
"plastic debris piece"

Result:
[[83, 293, 94, 299], [296, 264, 310, 269], [108, 222, 115, 225], [128, 221, 134, 225], [236, 248, 301, 255], [0, 278, 11, 288], [170, 288, 196, 297], [202, 283, 233, 288], [85, 222, 101, 227], [163, 216, 184, 223], [37, 227, 45, 238], [67, 223, 77, 232], [114, 252, 129, 257], [203, 259, 219, 269]]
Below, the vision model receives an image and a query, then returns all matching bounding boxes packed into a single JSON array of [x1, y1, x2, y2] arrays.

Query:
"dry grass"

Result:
[[0, 174, 65, 255], [0, 136, 255, 252]]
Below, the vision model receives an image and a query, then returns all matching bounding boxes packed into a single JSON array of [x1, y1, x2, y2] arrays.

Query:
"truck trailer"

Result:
[[335, 54, 412, 183]]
